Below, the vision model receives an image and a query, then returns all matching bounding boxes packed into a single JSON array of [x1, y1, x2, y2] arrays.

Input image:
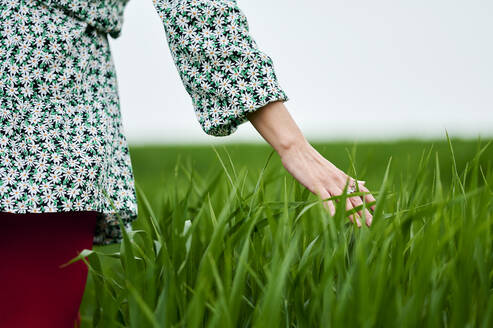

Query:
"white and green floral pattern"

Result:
[[153, 0, 289, 136], [0, 0, 288, 245]]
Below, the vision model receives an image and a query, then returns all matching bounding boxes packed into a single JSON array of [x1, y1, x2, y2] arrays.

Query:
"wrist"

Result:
[[276, 135, 311, 159]]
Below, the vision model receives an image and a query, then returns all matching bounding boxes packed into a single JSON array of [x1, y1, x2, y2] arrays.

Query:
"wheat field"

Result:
[[76, 136, 493, 327]]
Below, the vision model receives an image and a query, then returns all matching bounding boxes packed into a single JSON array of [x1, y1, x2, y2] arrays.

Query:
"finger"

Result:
[[332, 186, 361, 227], [315, 185, 335, 216], [345, 178, 364, 227], [354, 181, 374, 223], [327, 197, 336, 217], [358, 184, 377, 211], [347, 176, 364, 191], [347, 197, 361, 228], [348, 195, 373, 227], [344, 175, 356, 188], [317, 187, 336, 217]]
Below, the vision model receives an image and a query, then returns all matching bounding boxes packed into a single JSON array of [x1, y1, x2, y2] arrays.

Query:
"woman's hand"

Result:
[[247, 101, 376, 227], [278, 140, 375, 226]]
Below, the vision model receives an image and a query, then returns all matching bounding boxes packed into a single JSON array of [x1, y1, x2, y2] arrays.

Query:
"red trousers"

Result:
[[0, 211, 98, 328]]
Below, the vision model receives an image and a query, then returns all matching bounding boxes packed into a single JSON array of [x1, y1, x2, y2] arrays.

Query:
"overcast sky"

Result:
[[109, 0, 493, 145]]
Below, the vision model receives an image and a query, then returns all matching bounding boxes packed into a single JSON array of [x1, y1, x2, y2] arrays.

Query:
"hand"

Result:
[[246, 100, 376, 227], [278, 141, 376, 227]]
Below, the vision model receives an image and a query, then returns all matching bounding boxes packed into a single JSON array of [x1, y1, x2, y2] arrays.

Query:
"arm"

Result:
[[151, 0, 375, 225], [152, 0, 288, 137], [247, 101, 376, 227]]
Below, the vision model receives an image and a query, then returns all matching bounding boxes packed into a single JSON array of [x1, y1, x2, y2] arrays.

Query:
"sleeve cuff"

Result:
[[193, 82, 289, 137]]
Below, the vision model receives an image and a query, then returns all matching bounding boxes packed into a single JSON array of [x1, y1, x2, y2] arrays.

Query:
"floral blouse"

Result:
[[0, 0, 288, 245]]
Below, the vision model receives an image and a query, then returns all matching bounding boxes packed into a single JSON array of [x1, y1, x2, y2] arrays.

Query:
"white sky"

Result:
[[109, 0, 493, 145]]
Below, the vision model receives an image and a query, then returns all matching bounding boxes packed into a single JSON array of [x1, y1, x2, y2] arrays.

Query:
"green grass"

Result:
[[78, 137, 493, 327]]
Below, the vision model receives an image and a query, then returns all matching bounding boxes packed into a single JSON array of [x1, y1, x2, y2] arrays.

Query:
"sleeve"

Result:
[[152, 0, 289, 137]]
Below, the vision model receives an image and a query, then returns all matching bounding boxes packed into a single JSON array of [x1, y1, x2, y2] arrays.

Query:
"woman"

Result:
[[0, 0, 376, 326]]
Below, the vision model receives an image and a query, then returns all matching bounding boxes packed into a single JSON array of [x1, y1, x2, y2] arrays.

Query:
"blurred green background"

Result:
[[129, 138, 492, 210]]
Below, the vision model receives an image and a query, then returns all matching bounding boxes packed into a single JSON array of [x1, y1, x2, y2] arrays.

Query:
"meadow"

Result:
[[78, 137, 493, 327]]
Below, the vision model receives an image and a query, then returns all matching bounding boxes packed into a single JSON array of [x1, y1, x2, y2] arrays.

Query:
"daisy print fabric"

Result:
[[0, 0, 288, 244], [152, 0, 289, 136], [0, 0, 137, 245]]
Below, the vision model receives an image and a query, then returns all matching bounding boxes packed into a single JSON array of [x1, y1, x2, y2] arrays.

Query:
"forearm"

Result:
[[246, 100, 375, 225], [246, 101, 310, 157]]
